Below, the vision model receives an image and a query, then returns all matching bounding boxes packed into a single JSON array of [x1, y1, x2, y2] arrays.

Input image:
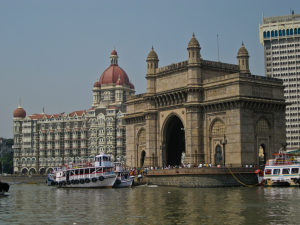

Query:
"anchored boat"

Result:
[[261, 149, 300, 187], [112, 162, 134, 188], [54, 153, 117, 188]]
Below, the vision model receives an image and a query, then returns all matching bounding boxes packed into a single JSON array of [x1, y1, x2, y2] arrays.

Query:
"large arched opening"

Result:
[[40, 168, 46, 175], [21, 168, 28, 175], [163, 115, 185, 167]]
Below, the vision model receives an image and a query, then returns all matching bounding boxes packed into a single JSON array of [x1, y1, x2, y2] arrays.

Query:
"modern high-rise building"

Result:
[[12, 49, 135, 175], [259, 12, 300, 150]]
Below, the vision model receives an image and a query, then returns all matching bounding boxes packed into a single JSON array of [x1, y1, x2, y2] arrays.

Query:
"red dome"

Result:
[[99, 65, 130, 86], [13, 107, 26, 118], [130, 83, 135, 89], [111, 50, 117, 55], [93, 81, 100, 88]]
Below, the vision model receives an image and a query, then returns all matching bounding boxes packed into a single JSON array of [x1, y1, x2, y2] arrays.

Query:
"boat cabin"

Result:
[[94, 154, 112, 167], [265, 167, 300, 175], [112, 162, 125, 172]]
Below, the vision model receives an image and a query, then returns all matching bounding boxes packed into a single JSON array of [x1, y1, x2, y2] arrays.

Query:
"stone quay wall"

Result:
[[146, 167, 261, 187], [0, 175, 46, 183]]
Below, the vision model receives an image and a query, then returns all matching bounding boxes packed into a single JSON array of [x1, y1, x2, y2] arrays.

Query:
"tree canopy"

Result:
[[0, 152, 13, 174]]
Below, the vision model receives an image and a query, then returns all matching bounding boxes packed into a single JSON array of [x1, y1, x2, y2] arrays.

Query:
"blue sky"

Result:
[[0, 0, 299, 137]]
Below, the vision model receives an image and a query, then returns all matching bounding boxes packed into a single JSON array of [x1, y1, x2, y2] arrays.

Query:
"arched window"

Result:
[[242, 60, 244, 65], [211, 120, 225, 136], [271, 31, 274, 37], [275, 30, 278, 36], [279, 30, 282, 36], [151, 63, 153, 68], [267, 31, 270, 37], [263, 31, 266, 38], [290, 29, 293, 35], [287, 29, 290, 35], [189, 52, 190, 58], [138, 129, 146, 143], [193, 52, 194, 57], [256, 118, 269, 134], [295, 28, 298, 35]]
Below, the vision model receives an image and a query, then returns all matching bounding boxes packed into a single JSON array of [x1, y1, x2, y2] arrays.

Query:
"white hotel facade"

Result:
[[259, 12, 300, 149], [12, 49, 135, 174]]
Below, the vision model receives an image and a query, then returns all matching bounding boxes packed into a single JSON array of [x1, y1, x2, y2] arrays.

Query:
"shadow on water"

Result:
[[1, 184, 300, 224]]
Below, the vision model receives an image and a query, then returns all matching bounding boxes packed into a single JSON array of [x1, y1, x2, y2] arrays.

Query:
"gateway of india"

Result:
[[123, 34, 287, 168]]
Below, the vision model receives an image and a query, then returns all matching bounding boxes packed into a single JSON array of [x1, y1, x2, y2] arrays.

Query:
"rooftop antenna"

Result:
[[217, 34, 219, 62]]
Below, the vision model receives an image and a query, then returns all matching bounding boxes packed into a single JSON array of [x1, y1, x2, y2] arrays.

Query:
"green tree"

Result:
[[0, 152, 13, 174]]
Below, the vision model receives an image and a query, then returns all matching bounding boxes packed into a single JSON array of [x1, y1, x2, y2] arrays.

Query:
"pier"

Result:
[[146, 167, 261, 187]]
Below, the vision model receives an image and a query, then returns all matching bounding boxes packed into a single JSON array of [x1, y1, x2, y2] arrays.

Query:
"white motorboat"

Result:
[[47, 167, 62, 186], [112, 162, 134, 188], [54, 153, 117, 188], [261, 149, 300, 187]]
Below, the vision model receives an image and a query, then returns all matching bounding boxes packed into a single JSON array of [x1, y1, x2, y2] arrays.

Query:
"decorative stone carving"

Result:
[[206, 88, 226, 97], [252, 87, 272, 98]]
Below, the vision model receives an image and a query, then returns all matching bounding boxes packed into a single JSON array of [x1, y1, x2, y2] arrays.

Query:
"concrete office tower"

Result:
[[259, 12, 300, 150]]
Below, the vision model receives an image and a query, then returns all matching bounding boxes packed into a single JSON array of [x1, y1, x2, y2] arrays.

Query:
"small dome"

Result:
[[238, 42, 249, 56], [13, 106, 26, 118], [130, 83, 135, 89], [108, 106, 118, 110], [188, 33, 200, 48], [116, 76, 123, 85], [147, 46, 158, 60], [111, 49, 117, 56], [93, 81, 100, 88]]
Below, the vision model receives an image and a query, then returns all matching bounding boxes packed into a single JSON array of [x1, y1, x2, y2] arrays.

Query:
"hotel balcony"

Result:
[[12, 145, 21, 149]]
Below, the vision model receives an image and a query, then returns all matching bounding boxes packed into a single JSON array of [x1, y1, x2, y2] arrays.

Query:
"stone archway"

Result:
[[21, 168, 28, 175], [137, 129, 146, 167], [256, 118, 270, 165], [47, 168, 53, 174], [29, 168, 36, 175], [162, 115, 185, 166], [40, 168, 46, 175], [259, 144, 266, 166], [140, 151, 146, 167]]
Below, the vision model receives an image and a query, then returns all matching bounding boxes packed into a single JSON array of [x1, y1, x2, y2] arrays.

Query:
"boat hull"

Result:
[[55, 174, 117, 188], [0, 182, 10, 195], [113, 178, 133, 188]]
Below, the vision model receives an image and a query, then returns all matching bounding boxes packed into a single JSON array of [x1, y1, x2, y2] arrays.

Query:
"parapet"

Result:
[[203, 73, 283, 84]]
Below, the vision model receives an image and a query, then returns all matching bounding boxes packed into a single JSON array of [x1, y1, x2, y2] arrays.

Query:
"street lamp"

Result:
[[282, 142, 287, 151], [220, 134, 227, 167], [181, 127, 198, 167]]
